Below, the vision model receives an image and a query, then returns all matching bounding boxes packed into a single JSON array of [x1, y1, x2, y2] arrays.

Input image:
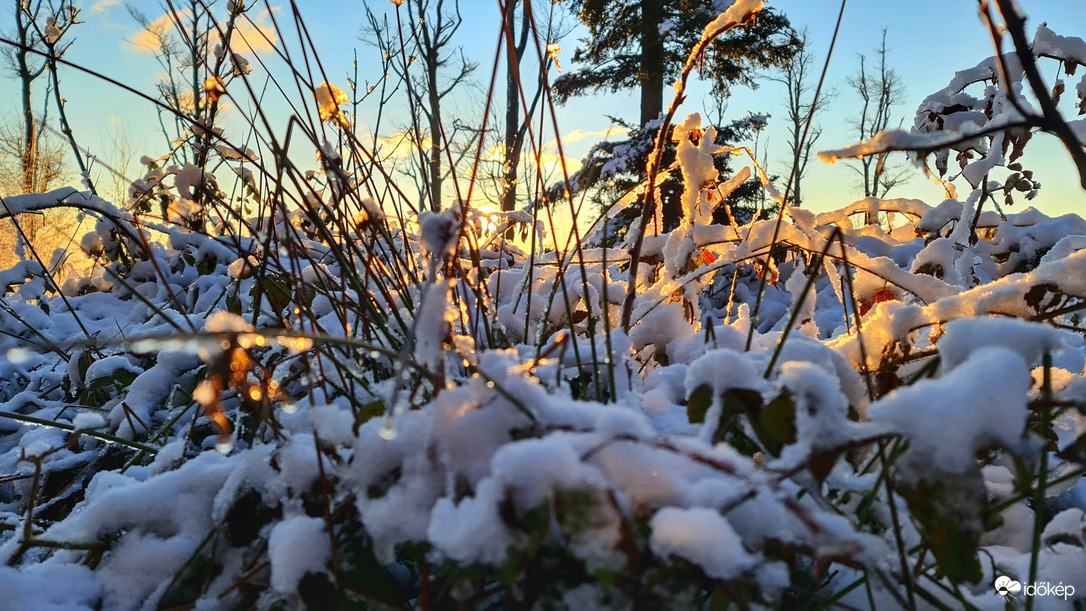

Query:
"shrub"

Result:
[[0, 1, 1085, 609]]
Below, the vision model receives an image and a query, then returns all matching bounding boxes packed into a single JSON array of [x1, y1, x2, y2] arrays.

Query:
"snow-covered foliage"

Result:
[[1, 5, 1086, 611]]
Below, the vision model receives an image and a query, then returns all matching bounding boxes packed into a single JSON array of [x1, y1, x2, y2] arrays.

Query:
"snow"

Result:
[[1034, 24, 1086, 64], [917, 198, 964, 233], [267, 516, 331, 593], [675, 120, 719, 224], [173, 164, 212, 201], [699, 1, 764, 51], [0, 187, 82, 216], [418, 209, 461, 256], [428, 478, 511, 565], [72, 412, 107, 431], [776, 361, 856, 452], [869, 347, 1033, 473], [684, 349, 766, 443], [414, 280, 453, 368], [491, 436, 602, 511], [0, 564, 102, 611], [108, 350, 201, 438], [1042, 508, 1086, 547], [84, 355, 142, 385], [649, 506, 758, 580], [818, 128, 981, 163], [937, 317, 1064, 371]]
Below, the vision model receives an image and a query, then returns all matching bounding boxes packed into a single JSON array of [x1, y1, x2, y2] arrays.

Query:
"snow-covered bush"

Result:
[[0, 1, 1085, 609]]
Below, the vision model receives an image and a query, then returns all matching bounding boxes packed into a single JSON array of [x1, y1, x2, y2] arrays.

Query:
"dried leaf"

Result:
[[314, 82, 350, 124], [546, 42, 562, 73], [204, 76, 227, 102]]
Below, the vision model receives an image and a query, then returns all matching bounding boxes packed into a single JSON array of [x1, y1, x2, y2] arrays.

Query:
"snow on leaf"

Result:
[[869, 347, 1032, 473], [649, 506, 759, 580], [268, 516, 332, 593]]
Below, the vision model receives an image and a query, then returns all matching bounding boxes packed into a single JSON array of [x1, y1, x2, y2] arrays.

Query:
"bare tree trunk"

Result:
[[381, 0, 475, 211], [15, 0, 39, 195], [10, 1, 47, 248], [189, 0, 202, 128], [427, 47, 442, 212], [639, 0, 664, 127], [502, 0, 521, 214], [0, 1, 80, 274], [501, 0, 534, 217], [424, 0, 474, 211]]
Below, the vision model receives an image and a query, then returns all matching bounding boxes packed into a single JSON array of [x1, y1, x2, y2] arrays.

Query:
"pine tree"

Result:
[[553, 1, 800, 231], [553, 0, 799, 128]]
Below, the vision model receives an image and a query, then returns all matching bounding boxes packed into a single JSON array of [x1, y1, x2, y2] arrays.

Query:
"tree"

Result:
[[565, 113, 770, 242], [93, 117, 140, 208], [553, 0, 799, 128], [0, 0, 81, 273], [8, 0, 46, 197], [0, 114, 71, 271], [3, 0, 74, 195], [362, 0, 479, 212], [846, 29, 909, 201], [0, 112, 67, 197], [381, 0, 477, 212], [125, 0, 262, 229], [127, 0, 228, 159], [493, 0, 573, 221], [551, 1, 799, 232], [765, 30, 833, 207], [501, 0, 530, 216]]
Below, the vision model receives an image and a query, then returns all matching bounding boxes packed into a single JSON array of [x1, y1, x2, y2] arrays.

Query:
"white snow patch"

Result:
[[649, 506, 758, 579], [267, 516, 332, 593], [869, 347, 1032, 472]]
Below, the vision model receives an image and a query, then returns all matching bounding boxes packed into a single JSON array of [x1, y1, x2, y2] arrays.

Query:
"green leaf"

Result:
[[757, 392, 796, 457], [357, 400, 385, 425], [224, 488, 281, 547], [226, 289, 242, 315], [898, 468, 987, 584], [84, 363, 141, 406], [336, 533, 410, 607], [197, 256, 217, 276], [687, 384, 713, 424], [253, 274, 292, 316], [297, 572, 340, 608], [722, 388, 763, 419], [718, 388, 765, 447], [1024, 283, 1061, 313]]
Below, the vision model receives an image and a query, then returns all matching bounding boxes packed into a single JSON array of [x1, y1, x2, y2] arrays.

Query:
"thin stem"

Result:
[[0, 410, 159, 454], [1026, 351, 1053, 611]]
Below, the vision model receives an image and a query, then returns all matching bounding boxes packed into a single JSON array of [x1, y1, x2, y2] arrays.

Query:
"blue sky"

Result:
[[757, 0, 1086, 215], [3, 0, 1086, 217]]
